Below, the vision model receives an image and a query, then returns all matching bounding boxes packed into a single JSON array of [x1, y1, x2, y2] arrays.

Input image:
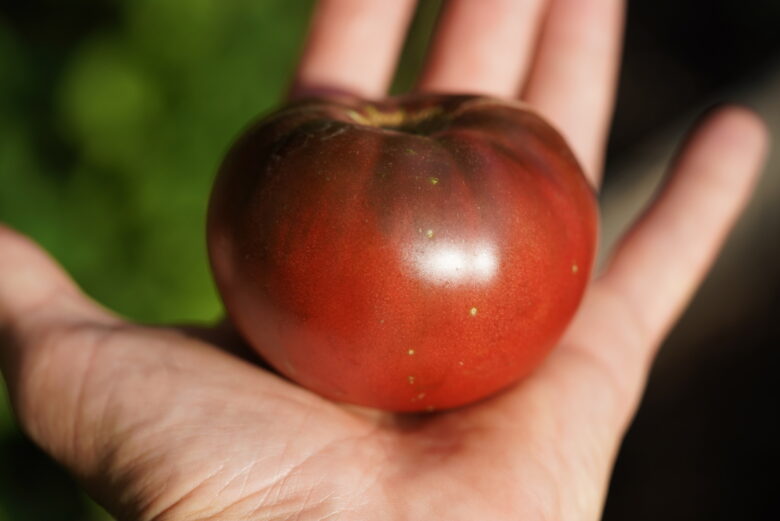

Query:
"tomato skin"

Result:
[[208, 94, 598, 411]]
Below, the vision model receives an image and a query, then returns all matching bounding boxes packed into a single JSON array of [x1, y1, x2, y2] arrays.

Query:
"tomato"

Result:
[[208, 94, 597, 411]]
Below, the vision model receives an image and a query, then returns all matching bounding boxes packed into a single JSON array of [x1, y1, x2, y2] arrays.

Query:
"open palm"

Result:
[[0, 1, 768, 520]]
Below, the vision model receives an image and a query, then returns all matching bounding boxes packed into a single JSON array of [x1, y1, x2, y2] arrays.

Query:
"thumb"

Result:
[[0, 223, 114, 434], [0, 224, 109, 336], [0, 225, 86, 322]]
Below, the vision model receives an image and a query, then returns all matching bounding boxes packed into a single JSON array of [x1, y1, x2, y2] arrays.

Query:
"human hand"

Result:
[[0, 1, 768, 520]]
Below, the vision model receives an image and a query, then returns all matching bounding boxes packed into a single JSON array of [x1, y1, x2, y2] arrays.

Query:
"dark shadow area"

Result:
[[0, 433, 92, 520], [607, 0, 780, 165], [603, 301, 779, 520]]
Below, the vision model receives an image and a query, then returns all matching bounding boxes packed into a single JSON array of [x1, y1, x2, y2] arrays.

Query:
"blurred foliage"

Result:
[[1, 0, 319, 325], [0, 1, 439, 519]]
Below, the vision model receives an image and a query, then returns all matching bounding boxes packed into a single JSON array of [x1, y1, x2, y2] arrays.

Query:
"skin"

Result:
[[0, 0, 769, 520], [208, 95, 598, 411]]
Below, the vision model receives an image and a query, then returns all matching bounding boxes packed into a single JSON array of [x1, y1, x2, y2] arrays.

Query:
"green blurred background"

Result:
[[0, 0, 317, 328], [1, 1, 778, 520]]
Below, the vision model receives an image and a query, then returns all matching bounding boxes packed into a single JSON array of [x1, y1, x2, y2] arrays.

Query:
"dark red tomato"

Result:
[[208, 94, 597, 412]]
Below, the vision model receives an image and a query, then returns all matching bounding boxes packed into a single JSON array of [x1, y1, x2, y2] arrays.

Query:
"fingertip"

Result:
[[698, 104, 770, 161], [672, 104, 770, 202], [0, 225, 98, 330], [0, 222, 24, 241], [0, 224, 56, 261]]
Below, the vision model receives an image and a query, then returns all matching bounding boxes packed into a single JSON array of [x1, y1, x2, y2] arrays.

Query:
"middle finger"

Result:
[[417, 0, 547, 98]]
